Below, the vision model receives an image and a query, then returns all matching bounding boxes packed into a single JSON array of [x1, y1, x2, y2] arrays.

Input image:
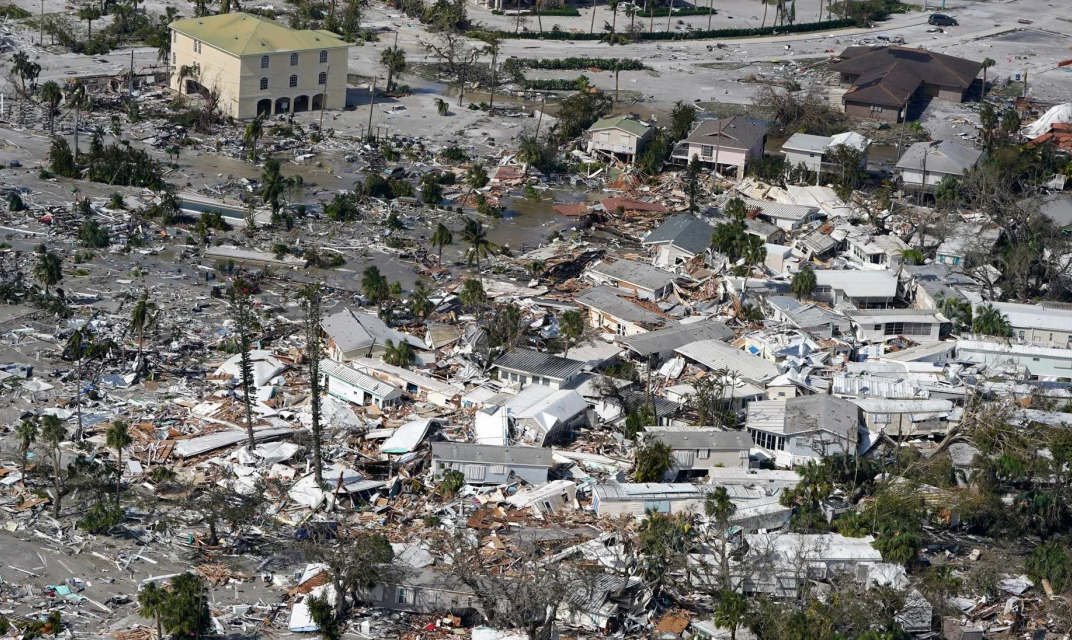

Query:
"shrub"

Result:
[[485, 18, 854, 40], [77, 501, 124, 534]]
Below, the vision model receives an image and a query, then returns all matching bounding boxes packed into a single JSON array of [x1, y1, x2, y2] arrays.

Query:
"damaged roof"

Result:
[[494, 348, 586, 380], [641, 214, 715, 257], [431, 442, 552, 466]]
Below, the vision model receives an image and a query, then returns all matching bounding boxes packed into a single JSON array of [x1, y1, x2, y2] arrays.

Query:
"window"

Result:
[[319, 50, 328, 63], [396, 588, 408, 604], [290, 52, 299, 65], [193, 39, 201, 53], [172, 30, 177, 43], [491, 465, 507, 475], [260, 55, 269, 69], [883, 322, 933, 337], [616, 323, 626, 336], [698, 449, 710, 459], [172, 52, 177, 65], [260, 77, 268, 90], [874, 413, 892, 424], [873, 324, 882, 331], [599, 131, 610, 142], [318, 71, 327, 85], [777, 437, 785, 451], [1019, 330, 1025, 340], [464, 464, 486, 481], [289, 74, 298, 88], [701, 145, 714, 157]]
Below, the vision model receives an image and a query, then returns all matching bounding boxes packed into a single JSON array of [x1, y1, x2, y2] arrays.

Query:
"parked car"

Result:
[[928, 13, 958, 25]]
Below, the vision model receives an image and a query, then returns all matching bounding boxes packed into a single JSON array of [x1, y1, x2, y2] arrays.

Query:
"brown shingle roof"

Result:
[[832, 46, 982, 105]]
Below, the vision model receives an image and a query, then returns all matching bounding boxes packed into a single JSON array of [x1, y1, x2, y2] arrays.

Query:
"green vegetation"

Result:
[[483, 18, 853, 40]]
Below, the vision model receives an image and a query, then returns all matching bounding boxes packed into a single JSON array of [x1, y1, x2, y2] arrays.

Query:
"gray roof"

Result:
[[798, 229, 839, 255], [641, 214, 715, 257], [741, 198, 820, 222], [589, 258, 676, 292], [319, 359, 403, 399], [896, 140, 982, 175], [494, 348, 586, 380], [1029, 193, 1072, 228], [814, 270, 899, 299], [745, 217, 782, 239], [768, 296, 852, 333], [431, 442, 552, 466], [647, 428, 752, 451], [575, 286, 677, 330], [782, 133, 833, 154], [619, 321, 735, 356], [321, 307, 424, 354], [786, 394, 860, 438], [845, 308, 945, 323], [985, 301, 1072, 333], [683, 117, 768, 151], [675, 339, 781, 382]]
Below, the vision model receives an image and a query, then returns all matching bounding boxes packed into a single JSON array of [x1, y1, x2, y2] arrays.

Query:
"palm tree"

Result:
[[41, 81, 62, 136], [430, 223, 453, 265], [972, 303, 1011, 337], [244, 114, 265, 163], [408, 280, 434, 321], [33, 245, 62, 297], [466, 163, 489, 193], [535, 0, 544, 32], [590, 0, 598, 33], [15, 417, 38, 479], [64, 326, 90, 439], [707, 0, 714, 29], [979, 103, 998, 148], [559, 309, 584, 357], [608, 0, 620, 32], [127, 289, 158, 371], [760, 0, 768, 27], [739, 235, 767, 303], [460, 217, 498, 270], [791, 263, 816, 300], [380, 46, 406, 93], [518, 136, 541, 176], [981, 58, 996, 98], [477, 34, 501, 112], [527, 260, 546, 279], [383, 339, 414, 366], [40, 414, 65, 517], [712, 590, 749, 640], [78, 5, 101, 39], [645, 0, 654, 32], [106, 420, 132, 505], [362, 266, 391, 309], [138, 582, 166, 640]]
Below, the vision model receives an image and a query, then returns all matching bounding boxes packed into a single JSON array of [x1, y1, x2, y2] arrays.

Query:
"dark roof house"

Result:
[[642, 214, 716, 261], [831, 46, 982, 122], [493, 348, 586, 389]]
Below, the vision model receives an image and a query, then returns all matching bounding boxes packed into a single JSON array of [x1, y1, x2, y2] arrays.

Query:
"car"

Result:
[[928, 13, 958, 26]]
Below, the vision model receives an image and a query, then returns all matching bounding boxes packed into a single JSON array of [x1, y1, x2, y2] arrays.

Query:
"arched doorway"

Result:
[[293, 95, 310, 112], [274, 97, 290, 114], [256, 99, 271, 116], [311, 93, 326, 111], [185, 79, 209, 98]]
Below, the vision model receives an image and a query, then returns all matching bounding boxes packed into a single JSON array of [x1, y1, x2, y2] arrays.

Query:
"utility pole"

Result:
[[366, 77, 376, 142], [1022, 68, 1028, 98], [534, 93, 545, 139], [129, 49, 135, 96], [319, 65, 329, 131], [39, 0, 44, 46]]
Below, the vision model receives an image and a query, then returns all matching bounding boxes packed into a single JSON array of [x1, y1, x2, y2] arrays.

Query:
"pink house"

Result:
[[671, 116, 767, 179]]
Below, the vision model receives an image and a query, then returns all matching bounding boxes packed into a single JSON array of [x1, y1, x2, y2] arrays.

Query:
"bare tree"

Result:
[[425, 31, 482, 106]]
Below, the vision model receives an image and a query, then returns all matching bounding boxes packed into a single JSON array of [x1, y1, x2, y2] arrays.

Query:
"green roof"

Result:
[[169, 12, 349, 56], [588, 115, 651, 137]]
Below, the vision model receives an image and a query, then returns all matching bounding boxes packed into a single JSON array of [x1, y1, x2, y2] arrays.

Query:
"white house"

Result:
[[782, 131, 870, 174], [587, 258, 676, 301], [643, 427, 752, 479], [896, 140, 982, 192], [745, 395, 861, 467], [320, 359, 403, 408], [851, 398, 955, 437], [984, 301, 1072, 346], [430, 442, 552, 486], [813, 270, 899, 308], [575, 286, 677, 336], [587, 115, 654, 162], [349, 357, 463, 407], [844, 309, 947, 343]]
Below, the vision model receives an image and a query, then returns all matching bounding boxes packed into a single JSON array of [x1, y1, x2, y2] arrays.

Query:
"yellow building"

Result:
[[169, 12, 350, 119]]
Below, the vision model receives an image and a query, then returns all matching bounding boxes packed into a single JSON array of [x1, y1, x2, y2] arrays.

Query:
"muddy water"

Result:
[[488, 188, 597, 253]]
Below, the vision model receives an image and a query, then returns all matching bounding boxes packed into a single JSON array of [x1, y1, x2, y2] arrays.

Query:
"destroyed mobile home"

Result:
[[3, 0, 1072, 639]]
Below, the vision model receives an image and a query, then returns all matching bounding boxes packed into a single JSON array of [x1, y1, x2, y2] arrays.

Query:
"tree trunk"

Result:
[[982, 67, 988, 98], [761, 0, 767, 27], [75, 364, 83, 440], [515, 0, 521, 32], [590, 0, 597, 33], [155, 614, 161, 640], [115, 445, 122, 505], [488, 51, 496, 112], [52, 451, 62, 517], [611, 7, 616, 33], [707, 0, 712, 29], [87, 20, 92, 39], [537, 2, 542, 32], [665, 0, 673, 31]]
